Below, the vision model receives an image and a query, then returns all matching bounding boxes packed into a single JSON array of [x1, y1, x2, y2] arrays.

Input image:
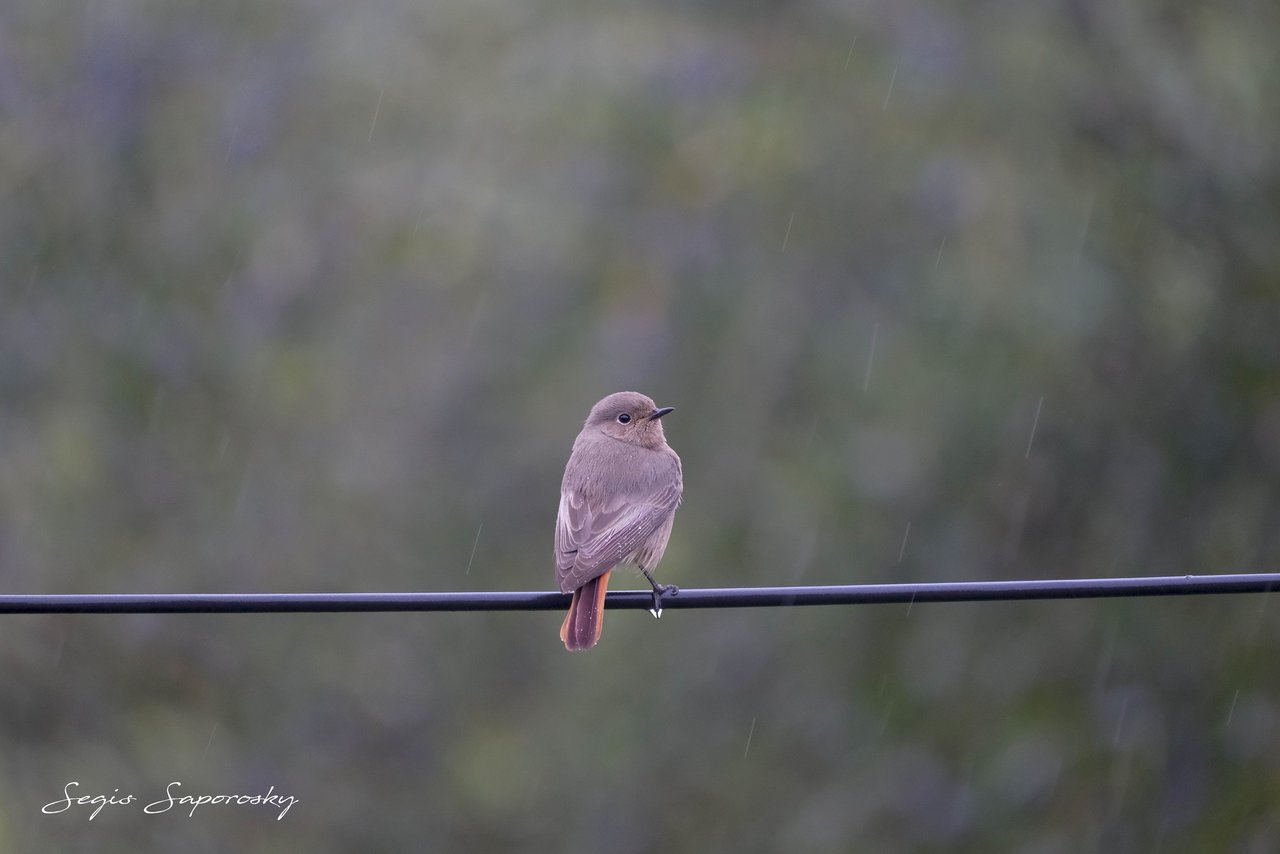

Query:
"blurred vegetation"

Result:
[[2, 0, 1279, 850]]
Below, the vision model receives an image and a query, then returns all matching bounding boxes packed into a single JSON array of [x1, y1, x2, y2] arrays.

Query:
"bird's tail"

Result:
[[560, 570, 612, 651]]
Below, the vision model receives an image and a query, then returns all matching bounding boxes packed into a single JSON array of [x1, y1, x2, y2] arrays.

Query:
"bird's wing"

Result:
[[555, 482, 681, 593]]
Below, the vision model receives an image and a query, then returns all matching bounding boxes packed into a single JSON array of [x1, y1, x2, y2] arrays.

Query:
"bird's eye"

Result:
[[617, 413, 631, 424]]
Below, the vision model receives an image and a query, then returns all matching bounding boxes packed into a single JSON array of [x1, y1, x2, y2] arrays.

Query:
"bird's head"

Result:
[[586, 391, 674, 450]]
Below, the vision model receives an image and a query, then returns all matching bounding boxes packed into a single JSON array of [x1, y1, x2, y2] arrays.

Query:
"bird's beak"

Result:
[[648, 406, 675, 420]]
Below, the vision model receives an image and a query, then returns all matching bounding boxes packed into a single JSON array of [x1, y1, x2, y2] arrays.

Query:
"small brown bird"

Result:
[[555, 391, 683, 650]]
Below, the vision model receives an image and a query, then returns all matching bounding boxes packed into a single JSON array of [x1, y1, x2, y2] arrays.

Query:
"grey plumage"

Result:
[[555, 391, 682, 649]]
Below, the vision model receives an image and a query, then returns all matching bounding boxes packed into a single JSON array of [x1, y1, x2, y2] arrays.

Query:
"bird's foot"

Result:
[[648, 584, 680, 619]]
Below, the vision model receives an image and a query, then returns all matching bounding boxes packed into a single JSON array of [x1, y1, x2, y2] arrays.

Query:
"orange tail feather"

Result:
[[560, 570, 612, 651]]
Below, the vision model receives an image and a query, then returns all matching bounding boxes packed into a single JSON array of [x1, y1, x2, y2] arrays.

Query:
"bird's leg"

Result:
[[640, 568, 679, 618]]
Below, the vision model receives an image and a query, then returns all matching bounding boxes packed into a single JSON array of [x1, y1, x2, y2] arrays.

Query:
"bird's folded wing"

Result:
[[555, 484, 680, 593]]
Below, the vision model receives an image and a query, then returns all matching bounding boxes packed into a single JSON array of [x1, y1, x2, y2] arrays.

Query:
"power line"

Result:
[[0, 573, 1275, 614]]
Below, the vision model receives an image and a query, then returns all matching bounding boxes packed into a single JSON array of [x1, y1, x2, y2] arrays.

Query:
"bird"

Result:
[[555, 391, 683, 650]]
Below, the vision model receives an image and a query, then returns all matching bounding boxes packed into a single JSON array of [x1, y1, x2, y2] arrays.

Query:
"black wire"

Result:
[[0, 573, 1276, 614]]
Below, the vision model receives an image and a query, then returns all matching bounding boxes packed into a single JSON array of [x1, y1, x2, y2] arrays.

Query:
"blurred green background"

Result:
[[3, 0, 1279, 850]]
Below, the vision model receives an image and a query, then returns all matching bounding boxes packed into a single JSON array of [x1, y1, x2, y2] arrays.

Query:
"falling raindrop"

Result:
[[368, 87, 385, 143], [877, 700, 895, 736], [1025, 396, 1044, 458], [234, 459, 254, 521], [862, 323, 879, 392], [147, 388, 167, 434], [1094, 621, 1116, 691], [465, 523, 484, 575], [464, 293, 487, 347], [224, 125, 238, 164], [1253, 588, 1272, 638], [883, 62, 898, 111], [1047, 757, 1063, 798], [1112, 696, 1128, 748], [804, 415, 820, 449], [203, 723, 219, 760], [1076, 192, 1095, 263], [1154, 816, 1169, 853], [412, 198, 428, 239]]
